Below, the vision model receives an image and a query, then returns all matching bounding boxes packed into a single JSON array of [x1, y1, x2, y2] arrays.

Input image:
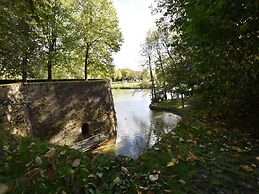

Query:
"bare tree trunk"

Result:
[[157, 50, 167, 100], [22, 56, 28, 82], [148, 56, 156, 101], [181, 93, 185, 111], [85, 43, 90, 80], [47, 54, 52, 81], [47, 32, 56, 81]]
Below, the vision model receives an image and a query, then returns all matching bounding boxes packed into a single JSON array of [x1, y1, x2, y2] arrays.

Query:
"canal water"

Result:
[[112, 89, 181, 159]]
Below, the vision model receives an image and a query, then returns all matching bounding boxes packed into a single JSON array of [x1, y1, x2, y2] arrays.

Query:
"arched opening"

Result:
[[82, 123, 90, 138]]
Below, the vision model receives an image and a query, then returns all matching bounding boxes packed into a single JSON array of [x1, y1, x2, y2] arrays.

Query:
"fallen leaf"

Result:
[[72, 159, 81, 168], [256, 157, 259, 161], [178, 179, 186, 184], [96, 172, 103, 178], [199, 144, 205, 148], [187, 152, 198, 161], [149, 174, 159, 182], [147, 191, 155, 194], [113, 177, 121, 184], [88, 174, 95, 179], [139, 185, 148, 190], [230, 146, 244, 153], [60, 150, 66, 155], [21, 168, 40, 181], [5, 156, 13, 162], [27, 142, 35, 149], [166, 159, 178, 167], [240, 165, 253, 173], [44, 147, 56, 158], [139, 155, 146, 161], [0, 183, 11, 194], [35, 156, 42, 165], [121, 166, 129, 174], [46, 164, 54, 180]]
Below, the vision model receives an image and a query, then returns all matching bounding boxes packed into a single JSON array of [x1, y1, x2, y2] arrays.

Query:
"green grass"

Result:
[[1, 118, 258, 193], [149, 99, 186, 116], [111, 81, 150, 89]]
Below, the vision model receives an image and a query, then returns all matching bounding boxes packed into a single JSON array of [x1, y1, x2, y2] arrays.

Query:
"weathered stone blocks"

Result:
[[0, 80, 116, 146]]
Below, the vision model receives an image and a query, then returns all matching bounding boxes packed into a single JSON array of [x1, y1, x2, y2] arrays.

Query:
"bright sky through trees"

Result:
[[113, 0, 156, 70]]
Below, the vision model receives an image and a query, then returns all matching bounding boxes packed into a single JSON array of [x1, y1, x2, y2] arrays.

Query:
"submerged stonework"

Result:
[[0, 80, 116, 146]]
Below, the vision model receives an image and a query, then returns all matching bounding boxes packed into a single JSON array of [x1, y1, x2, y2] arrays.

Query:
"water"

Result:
[[113, 89, 181, 159]]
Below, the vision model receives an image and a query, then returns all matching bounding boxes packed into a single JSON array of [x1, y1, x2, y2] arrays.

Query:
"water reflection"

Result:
[[113, 89, 181, 159]]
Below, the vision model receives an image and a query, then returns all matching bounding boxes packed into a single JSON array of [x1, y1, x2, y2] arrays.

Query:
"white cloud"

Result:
[[113, 0, 156, 70]]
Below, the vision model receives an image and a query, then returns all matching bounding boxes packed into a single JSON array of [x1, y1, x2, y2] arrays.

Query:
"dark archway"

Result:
[[82, 123, 90, 138]]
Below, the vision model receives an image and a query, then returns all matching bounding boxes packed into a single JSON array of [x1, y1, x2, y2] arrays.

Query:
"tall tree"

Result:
[[154, 0, 259, 129], [74, 0, 122, 80]]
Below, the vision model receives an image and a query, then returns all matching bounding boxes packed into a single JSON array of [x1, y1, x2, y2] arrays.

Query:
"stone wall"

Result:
[[0, 80, 116, 145]]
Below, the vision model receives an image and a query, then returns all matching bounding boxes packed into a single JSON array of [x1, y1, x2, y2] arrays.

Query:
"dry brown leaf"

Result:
[[139, 155, 146, 161], [21, 168, 40, 181], [187, 152, 198, 161], [72, 159, 81, 168], [0, 184, 11, 194], [46, 164, 55, 180], [44, 147, 56, 158]]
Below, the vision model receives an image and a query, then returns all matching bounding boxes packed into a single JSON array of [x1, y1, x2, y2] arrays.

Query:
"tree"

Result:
[[0, 0, 43, 80], [141, 31, 157, 102], [154, 0, 259, 129], [73, 0, 123, 80]]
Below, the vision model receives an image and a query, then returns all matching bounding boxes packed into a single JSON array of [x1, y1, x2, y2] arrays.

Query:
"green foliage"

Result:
[[153, 0, 259, 130], [0, 0, 123, 80], [1, 120, 258, 193], [112, 68, 145, 81]]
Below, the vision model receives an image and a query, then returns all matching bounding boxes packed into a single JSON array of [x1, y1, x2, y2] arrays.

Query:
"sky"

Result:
[[113, 0, 156, 70]]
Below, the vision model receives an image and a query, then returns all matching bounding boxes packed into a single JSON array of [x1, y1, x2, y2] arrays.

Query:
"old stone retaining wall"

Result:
[[0, 80, 116, 145]]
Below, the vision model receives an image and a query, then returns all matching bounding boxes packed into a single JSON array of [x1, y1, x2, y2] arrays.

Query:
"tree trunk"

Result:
[[47, 29, 56, 81], [22, 56, 28, 82], [181, 93, 185, 111], [148, 56, 156, 102], [84, 43, 90, 80], [157, 51, 167, 100], [47, 55, 52, 81]]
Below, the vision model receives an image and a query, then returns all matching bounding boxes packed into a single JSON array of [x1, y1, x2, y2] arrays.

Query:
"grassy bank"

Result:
[[111, 81, 150, 89], [1, 118, 259, 193], [149, 99, 185, 116]]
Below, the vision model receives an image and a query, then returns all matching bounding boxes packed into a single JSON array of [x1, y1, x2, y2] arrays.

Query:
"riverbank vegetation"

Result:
[[142, 0, 258, 134]]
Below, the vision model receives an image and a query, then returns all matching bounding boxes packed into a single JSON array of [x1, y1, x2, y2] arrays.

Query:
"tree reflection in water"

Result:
[[113, 89, 181, 159]]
